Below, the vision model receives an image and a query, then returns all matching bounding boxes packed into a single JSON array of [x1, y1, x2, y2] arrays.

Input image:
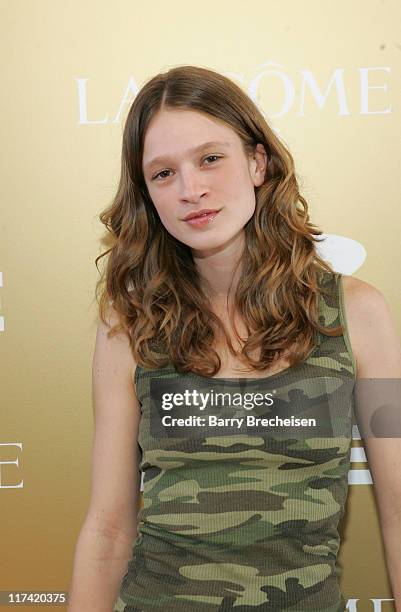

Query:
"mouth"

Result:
[[182, 208, 221, 221], [183, 208, 221, 221], [183, 209, 222, 226]]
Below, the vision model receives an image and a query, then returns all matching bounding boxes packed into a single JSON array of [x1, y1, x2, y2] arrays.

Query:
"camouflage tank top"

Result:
[[114, 270, 357, 612]]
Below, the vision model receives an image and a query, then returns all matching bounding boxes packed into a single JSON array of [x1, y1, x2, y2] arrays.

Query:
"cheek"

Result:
[[148, 189, 170, 219], [240, 188, 257, 224], [233, 169, 256, 209], [224, 161, 253, 194], [151, 197, 181, 235]]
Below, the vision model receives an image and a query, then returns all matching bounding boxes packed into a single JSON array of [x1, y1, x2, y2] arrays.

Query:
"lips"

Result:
[[183, 209, 221, 221], [183, 210, 221, 226]]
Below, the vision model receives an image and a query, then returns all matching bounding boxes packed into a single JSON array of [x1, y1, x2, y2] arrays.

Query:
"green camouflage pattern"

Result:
[[114, 271, 356, 611]]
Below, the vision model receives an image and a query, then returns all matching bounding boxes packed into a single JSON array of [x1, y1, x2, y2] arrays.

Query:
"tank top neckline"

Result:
[[171, 327, 321, 386], [135, 269, 341, 387]]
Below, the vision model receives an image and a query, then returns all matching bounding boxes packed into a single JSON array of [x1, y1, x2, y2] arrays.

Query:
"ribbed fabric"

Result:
[[114, 271, 356, 612]]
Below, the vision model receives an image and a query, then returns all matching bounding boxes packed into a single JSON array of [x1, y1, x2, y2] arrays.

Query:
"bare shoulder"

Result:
[[340, 274, 401, 377], [340, 274, 395, 327], [94, 303, 138, 386], [341, 274, 385, 305]]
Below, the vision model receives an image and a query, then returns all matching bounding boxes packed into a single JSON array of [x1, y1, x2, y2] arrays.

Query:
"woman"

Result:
[[68, 65, 401, 611]]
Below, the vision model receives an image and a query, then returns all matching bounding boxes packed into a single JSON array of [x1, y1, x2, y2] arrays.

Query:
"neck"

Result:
[[192, 230, 245, 301]]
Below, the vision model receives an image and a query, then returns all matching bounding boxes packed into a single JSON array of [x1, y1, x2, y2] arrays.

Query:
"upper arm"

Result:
[[342, 275, 401, 528], [83, 305, 141, 541]]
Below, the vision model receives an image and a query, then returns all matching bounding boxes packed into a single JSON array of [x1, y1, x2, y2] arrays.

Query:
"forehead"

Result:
[[142, 108, 240, 170]]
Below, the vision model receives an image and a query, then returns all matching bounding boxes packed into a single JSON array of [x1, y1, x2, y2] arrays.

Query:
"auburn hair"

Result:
[[94, 64, 342, 377]]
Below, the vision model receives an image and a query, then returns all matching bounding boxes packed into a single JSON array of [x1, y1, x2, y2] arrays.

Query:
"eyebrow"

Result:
[[144, 140, 231, 171]]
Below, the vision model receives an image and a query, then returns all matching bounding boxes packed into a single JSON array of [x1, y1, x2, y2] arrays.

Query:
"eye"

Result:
[[151, 155, 222, 181], [204, 154, 221, 164], [152, 169, 172, 181]]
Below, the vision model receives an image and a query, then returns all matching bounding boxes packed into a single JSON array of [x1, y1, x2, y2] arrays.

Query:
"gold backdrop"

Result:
[[1, 1, 400, 610]]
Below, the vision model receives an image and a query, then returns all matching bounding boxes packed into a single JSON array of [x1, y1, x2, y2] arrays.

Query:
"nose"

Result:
[[179, 168, 208, 203]]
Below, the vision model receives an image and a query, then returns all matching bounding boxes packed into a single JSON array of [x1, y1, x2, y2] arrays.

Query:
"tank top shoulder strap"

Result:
[[317, 269, 357, 377]]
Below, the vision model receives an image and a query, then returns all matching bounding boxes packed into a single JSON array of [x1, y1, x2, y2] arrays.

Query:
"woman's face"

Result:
[[142, 108, 267, 257]]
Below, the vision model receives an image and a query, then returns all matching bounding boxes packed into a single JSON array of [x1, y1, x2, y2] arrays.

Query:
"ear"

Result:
[[249, 143, 268, 187]]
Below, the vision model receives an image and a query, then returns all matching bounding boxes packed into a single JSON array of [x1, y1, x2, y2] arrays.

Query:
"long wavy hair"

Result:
[[95, 64, 342, 377]]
